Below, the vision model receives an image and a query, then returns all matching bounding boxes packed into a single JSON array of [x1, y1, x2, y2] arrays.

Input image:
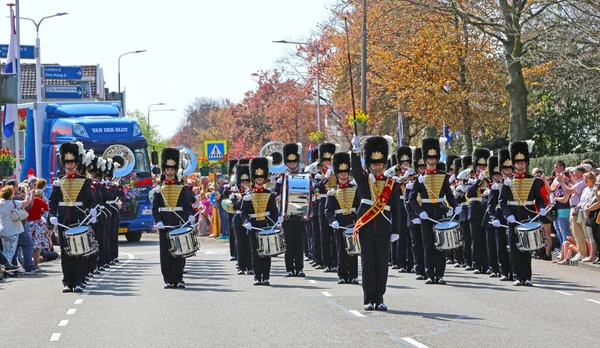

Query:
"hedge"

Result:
[[529, 152, 600, 175]]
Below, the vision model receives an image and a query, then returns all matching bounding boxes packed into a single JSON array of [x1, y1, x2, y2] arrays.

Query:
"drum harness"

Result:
[[419, 174, 452, 217], [508, 179, 537, 215], [159, 188, 187, 226]]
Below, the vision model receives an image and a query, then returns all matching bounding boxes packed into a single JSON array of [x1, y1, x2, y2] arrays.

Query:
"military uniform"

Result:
[[224, 159, 239, 261], [232, 159, 253, 274], [444, 155, 460, 265], [458, 155, 473, 269], [483, 155, 500, 277], [325, 152, 360, 283], [405, 148, 426, 279], [103, 159, 122, 266], [491, 149, 512, 280], [393, 147, 414, 272], [85, 154, 110, 273], [450, 157, 465, 267], [49, 142, 97, 292], [316, 143, 339, 272], [466, 148, 491, 274]]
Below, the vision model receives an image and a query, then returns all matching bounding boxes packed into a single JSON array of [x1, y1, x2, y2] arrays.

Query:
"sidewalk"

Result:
[[550, 255, 600, 273]]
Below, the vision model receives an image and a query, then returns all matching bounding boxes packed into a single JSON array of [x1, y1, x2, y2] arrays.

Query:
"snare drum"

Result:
[[516, 221, 546, 251], [256, 228, 285, 257], [168, 227, 199, 258], [343, 228, 361, 255], [433, 221, 462, 250], [64, 226, 97, 257]]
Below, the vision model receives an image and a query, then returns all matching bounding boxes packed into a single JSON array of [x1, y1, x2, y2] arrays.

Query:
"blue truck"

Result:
[[20, 102, 157, 242]]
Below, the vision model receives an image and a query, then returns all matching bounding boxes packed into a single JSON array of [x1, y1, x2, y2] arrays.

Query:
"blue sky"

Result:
[[4, 0, 336, 138]]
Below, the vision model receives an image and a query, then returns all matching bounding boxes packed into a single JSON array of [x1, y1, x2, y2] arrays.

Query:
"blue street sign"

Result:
[[43, 66, 83, 80], [204, 140, 227, 163], [0, 44, 35, 59], [44, 85, 84, 99]]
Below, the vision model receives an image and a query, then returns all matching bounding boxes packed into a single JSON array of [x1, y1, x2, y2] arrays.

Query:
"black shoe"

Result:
[[109, 261, 116, 266], [425, 278, 434, 284], [364, 303, 374, 311], [376, 303, 388, 311], [454, 263, 462, 268], [73, 286, 83, 293], [490, 273, 498, 278], [465, 266, 474, 271], [324, 266, 334, 273], [391, 265, 399, 270], [446, 260, 454, 264], [176, 282, 186, 289], [315, 265, 323, 270], [350, 278, 359, 284], [253, 280, 261, 286], [398, 268, 407, 273], [230, 256, 237, 261], [473, 270, 481, 274], [113, 259, 120, 263], [246, 270, 255, 275], [98, 267, 105, 272], [415, 275, 426, 281], [297, 271, 305, 277], [338, 278, 346, 284], [104, 264, 111, 269], [164, 283, 174, 289], [93, 269, 101, 275], [499, 275, 509, 281], [285, 272, 294, 277], [436, 278, 446, 285], [238, 270, 245, 275], [62, 286, 73, 293], [262, 279, 270, 286]]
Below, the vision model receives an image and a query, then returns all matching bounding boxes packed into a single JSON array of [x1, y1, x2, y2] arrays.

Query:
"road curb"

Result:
[[550, 255, 600, 273]]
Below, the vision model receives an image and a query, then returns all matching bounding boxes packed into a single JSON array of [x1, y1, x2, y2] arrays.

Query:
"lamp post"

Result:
[[118, 50, 146, 116], [272, 40, 321, 132], [146, 106, 176, 148]]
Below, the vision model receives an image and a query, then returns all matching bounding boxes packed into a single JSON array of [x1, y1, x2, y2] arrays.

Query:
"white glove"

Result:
[[243, 222, 252, 230], [41, 217, 47, 224], [449, 174, 456, 183], [406, 183, 414, 190], [229, 194, 236, 200], [390, 234, 399, 242], [411, 218, 421, 225], [315, 174, 323, 180], [369, 173, 376, 183], [454, 206, 462, 215], [276, 177, 282, 184], [479, 170, 487, 180], [446, 209, 454, 218], [153, 185, 161, 194], [188, 215, 196, 223], [507, 215, 516, 224], [90, 216, 97, 224], [90, 208, 98, 217], [116, 201, 123, 209], [491, 183, 499, 190], [53, 179, 61, 187], [270, 176, 277, 184], [231, 186, 239, 193], [277, 216, 284, 225], [539, 208, 547, 216], [243, 194, 252, 201], [467, 178, 476, 185], [492, 220, 501, 228], [404, 168, 415, 177], [418, 175, 425, 183], [50, 216, 58, 225], [503, 178, 512, 187], [331, 220, 340, 229], [419, 211, 429, 220], [156, 221, 165, 229], [324, 167, 333, 179], [352, 134, 361, 149]]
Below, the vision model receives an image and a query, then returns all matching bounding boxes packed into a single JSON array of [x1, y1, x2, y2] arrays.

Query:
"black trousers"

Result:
[[508, 227, 532, 281], [319, 215, 335, 267], [94, 223, 108, 267], [359, 228, 390, 305], [409, 224, 425, 276], [283, 219, 305, 272], [470, 218, 488, 272], [311, 217, 322, 266], [390, 240, 398, 266], [108, 207, 120, 261], [397, 223, 413, 270], [159, 229, 185, 284], [228, 214, 236, 258], [235, 225, 252, 272], [421, 221, 446, 279], [486, 223, 499, 274], [249, 230, 271, 281], [335, 227, 358, 281], [305, 221, 313, 259], [58, 228, 84, 287], [496, 227, 511, 278], [460, 221, 472, 267]]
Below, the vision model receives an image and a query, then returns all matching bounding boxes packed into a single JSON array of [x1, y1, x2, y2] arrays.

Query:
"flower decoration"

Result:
[[309, 131, 325, 142], [348, 109, 369, 125], [198, 156, 210, 168], [0, 147, 16, 167]]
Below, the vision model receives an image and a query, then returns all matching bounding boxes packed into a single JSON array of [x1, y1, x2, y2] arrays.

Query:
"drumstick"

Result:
[[425, 217, 442, 225]]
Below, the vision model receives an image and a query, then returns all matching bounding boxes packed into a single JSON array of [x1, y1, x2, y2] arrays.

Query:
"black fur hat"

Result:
[[283, 143, 301, 163], [161, 148, 180, 171], [238, 158, 250, 166], [472, 148, 491, 167], [390, 153, 398, 167], [228, 159, 238, 176], [498, 148, 512, 169], [462, 155, 473, 169], [396, 146, 413, 166], [319, 143, 336, 163], [87, 155, 103, 178], [510, 141, 530, 164], [363, 136, 389, 166], [446, 155, 459, 173], [436, 162, 446, 172], [453, 157, 462, 173], [59, 142, 83, 167], [332, 152, 351, 174], [488, 155, 500, 176], [250, 157, 269, 181], [422, 138, 440, 160], [104, 158, 119, 179], [413, 148, 425, 169], [235, 163, 250, 182], [310, 148, 319, 163]]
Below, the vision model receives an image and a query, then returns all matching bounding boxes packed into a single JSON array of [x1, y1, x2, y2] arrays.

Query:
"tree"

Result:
[[126, 110, 169, 154]]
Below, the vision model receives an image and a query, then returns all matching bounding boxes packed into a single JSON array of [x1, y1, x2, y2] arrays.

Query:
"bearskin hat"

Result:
[[453, 157, 462, 174], [488, 155, 500, 176], [446, 155, 459, 173], [332, 152, 350, 174], [319, 143, 336, 163], [462, 155, 473, 169], [413, 148, 425, 169], [510, 141, 530, 164], [161, 148, 180, 171], [422, 138, 440, 160], [228, 159, 238, 176], [472, 148, 491, 167], [396, 146, 413, 166], [498, 148, 512, 169], [235, 162, 250, 182], [283, 143, 301, 163], [363, 136, 389, 166], [250, 157, 269, 181], [59, 142, 83, 167]]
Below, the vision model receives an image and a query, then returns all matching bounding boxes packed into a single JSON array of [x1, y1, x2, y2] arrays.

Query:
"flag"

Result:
[[307, 143, 313, 162], [397, 107, 403, 147], [3, 7, 18, 138], [444, 124, 452, 143]]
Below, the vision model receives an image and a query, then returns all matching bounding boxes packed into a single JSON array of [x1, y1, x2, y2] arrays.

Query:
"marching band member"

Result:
[[451, 157, 466, 268], [152, 148, 195, 289], [351, 136, 401, 311], [444, 155, 459, 265], [467, 148, 491, 274], [492, 149, 513, 281], [85, 154, 110, 275], [103, 159, 122, 267], [308, 147, 323, 269], [458, 155, 474, 270], [408, 138, 459, 285], [325, 152, 360, 284], [241, 157, 281, 286], [405, 148, 426, 280], [49, 142, 97, 293], [389, 154, 399, 269], [498, 141, 546, 286], [394, 146, 415, 273], [316, 143, 339, 272], [484, 155, 501, 278], [232, 159, 254, 275], [223, 159, 238, 261]]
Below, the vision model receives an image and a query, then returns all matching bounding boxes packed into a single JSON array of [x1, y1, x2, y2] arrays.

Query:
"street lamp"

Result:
[[118, 49, 146, 116], [273, 40, 322, 132]]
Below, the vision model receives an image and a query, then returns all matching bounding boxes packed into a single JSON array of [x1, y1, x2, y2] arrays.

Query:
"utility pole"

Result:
[[360, 0, 367, 135]]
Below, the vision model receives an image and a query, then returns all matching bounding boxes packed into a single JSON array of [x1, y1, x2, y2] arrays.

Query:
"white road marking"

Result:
[[322, 292, 332, 297], [586, 299, 600, 305], [532, 284, 546, 288], [50, 333, 61, 341], [555, 291, 573, 296], [308, 280, 316, 284], [58, 320, 69, 327], [74, 299, 83, 305], [401, 337, 430, 348], [349, 310, 366, 318], [66, 309, 77, 315]]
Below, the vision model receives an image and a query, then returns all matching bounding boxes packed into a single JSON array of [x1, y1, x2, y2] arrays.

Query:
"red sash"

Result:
[[353, 178, 395, 239]]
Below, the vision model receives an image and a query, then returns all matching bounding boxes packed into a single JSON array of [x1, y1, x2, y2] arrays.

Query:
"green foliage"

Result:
[[529, 152, 600, 176], [126, 110, 169, 154]]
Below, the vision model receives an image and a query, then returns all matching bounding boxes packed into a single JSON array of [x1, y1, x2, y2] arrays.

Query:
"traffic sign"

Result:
[[0, 45, 35, 59], [204, 140, 227, 163], [43, 65, 83, 80], [44, 85, 84, 99]]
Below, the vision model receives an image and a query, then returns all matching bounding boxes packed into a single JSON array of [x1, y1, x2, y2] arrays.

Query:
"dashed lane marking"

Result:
[[58, 320, 69, 327], [322, 292, 332, 297], [66, 309, 76, 315], [308, 280, 317, 284], [555, 291, 573, 296], [50, 333, 61, 342], [586, 299, 600, 305], [349, 310, 366, 318], [74, 299, 83, 305], [401, 337, 430, 348]]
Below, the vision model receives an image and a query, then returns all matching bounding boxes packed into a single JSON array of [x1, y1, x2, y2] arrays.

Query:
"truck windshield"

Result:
[[133, 148, 150, 174]]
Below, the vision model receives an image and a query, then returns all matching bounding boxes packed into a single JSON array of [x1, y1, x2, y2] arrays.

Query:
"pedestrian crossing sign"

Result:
[[204, 140, 227, 163]]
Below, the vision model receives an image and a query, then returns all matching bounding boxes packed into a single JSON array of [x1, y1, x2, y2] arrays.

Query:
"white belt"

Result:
[[59, 202, 83, 207], [420, 199, 445, 204], [106, 199, 118, 204], [469, 198, 483, 202], [249, 212, 270, 218], [334, 208, 356, 215], [235, 211, 241, 215], [508, 201, 533, 206], [360, 199, 390, 211], [460, 202, 469, 206], [158, 207, 183, 212]]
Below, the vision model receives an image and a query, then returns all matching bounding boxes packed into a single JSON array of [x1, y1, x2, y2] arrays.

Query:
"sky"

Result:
[[3, 0, 336, 138]]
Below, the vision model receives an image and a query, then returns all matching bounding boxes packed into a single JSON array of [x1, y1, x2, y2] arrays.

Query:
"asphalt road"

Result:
[[2, 234, 600, 348]]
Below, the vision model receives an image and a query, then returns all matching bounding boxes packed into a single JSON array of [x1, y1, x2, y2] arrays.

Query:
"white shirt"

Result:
[[0, 199, 25, 236]]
